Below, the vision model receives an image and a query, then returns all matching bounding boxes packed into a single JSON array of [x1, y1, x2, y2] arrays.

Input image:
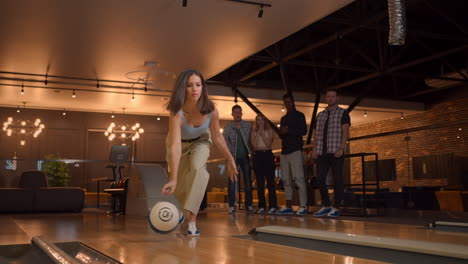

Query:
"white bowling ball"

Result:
[[148, 201, 180, 233]]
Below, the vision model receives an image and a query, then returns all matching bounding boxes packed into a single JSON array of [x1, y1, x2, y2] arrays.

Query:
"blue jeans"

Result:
[[228, 155, 252, 207]]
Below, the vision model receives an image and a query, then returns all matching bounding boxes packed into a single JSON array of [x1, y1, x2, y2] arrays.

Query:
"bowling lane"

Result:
[[0, 217, 30, 245], [1, 210, 467, 264]]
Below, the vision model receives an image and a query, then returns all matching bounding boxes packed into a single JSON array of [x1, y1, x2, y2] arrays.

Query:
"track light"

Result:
[[363, 110, 367, 118], [182, 0, 187, 7], [400, 112, 404, 120], [62, 110, 67, 116], [16, 106, 20, 113], [258, 5, 264, 18], [157, 115, 161, 121], [131, 92, 135, 102], [111, 112, 115, 119], [96, 79, 100, 88], [227, 1, 271, 18], [281, 106, 285, 112], [20, 83, 24, 95], [72, 89, 76, 98], [45, 74, 48, 85]]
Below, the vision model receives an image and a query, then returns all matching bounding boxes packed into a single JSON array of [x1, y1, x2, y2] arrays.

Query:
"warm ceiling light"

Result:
[[281, 106, 285, 112], [72, 89, 76, 98], [2, 109, 45, 144], [21, 83, 24, 95], [105, 108, 143, 142], [363, 110, 367, 118], [131, 92, 135, 102], [400, 112, 404, 119]]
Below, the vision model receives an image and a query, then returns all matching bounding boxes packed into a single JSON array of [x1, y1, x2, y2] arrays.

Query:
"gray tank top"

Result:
[[180, 111, 211, 139]]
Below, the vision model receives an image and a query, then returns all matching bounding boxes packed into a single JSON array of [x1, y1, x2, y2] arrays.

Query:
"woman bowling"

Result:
[[162, 69, 237, 236]]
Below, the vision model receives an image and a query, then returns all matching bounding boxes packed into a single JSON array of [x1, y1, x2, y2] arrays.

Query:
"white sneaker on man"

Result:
[[327, 207, 340, 217], [229, 206, 236, 214], [296, 206, 307, 216]]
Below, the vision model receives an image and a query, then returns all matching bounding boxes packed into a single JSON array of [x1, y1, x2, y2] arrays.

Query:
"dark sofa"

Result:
[[0, 171, 84, 213]]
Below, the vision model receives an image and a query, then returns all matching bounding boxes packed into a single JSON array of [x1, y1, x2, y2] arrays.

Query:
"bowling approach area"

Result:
[[1, 209, 468, 263], [0, 165, 467, 263]]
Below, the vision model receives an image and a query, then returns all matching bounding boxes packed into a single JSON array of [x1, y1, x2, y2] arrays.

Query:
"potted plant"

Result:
[[43, 154, 71, 187]]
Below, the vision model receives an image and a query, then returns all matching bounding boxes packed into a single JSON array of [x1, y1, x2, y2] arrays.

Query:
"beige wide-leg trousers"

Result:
[[166, 131, 211, 215], [280, 150, 308, 207]]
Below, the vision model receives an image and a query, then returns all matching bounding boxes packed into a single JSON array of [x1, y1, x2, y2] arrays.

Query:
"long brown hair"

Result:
[[253, 114, 270, 131], [166, 69, 214, 115]]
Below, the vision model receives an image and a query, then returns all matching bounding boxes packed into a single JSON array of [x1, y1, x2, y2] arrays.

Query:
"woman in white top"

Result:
[[162, 69, 237, 236], [250, 114, 278, 214]]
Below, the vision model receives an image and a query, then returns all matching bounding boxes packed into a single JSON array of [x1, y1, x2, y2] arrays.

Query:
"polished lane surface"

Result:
[[1, 209, 467, 263]]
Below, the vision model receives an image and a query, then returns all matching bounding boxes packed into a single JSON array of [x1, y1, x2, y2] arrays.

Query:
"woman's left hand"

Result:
[[161, 180, 177, 195], [227, 158, 238, 182]]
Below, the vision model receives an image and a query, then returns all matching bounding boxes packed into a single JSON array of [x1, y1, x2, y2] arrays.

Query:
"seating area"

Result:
[[0, 170, 84, 213]]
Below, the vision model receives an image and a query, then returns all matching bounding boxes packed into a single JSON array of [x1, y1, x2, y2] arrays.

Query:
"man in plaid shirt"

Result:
[[223, 105, 254, 214], [312, 88, 350, 217]]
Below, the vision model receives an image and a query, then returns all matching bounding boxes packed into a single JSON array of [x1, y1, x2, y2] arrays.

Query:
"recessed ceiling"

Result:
[[0, 0, 355, 119]]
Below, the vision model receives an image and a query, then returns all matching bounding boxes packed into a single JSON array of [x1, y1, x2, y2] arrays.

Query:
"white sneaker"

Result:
[[296, 206, 307, 216], [257, 208, 265, 214], [187, 222, 200, 236], [229, 206, 236, 214], [327, 207, 340, 217], [268, 208, 277, 214], [247, 206, 256, 213]]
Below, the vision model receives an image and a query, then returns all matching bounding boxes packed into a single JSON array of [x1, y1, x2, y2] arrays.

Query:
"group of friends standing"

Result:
[[162, 69, 350, 236]]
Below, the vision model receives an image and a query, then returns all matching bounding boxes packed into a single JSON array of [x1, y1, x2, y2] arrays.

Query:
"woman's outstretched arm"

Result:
[[162, 113, 183, 195]]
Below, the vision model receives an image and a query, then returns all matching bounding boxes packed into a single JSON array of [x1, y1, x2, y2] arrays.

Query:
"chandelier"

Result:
[[104, 122, 144, 141], [2, 112, 45, 146], [104, 108, 144, 142]]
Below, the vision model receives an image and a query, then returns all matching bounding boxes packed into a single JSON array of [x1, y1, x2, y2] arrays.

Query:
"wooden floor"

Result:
[[0, 208, 467, 264]]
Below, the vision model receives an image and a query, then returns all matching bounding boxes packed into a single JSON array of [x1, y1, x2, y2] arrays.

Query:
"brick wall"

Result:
[[349, 97, 468, 191]]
